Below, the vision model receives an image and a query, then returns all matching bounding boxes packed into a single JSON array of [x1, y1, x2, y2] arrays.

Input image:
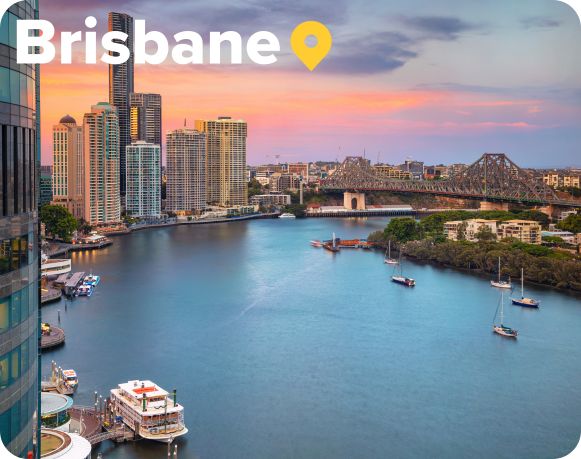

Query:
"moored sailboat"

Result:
[[391, 251, 415, 287], [490, 257, 512, 289], [511, 268, 539, 308], [493, 290, 518, 338], [384, 240, 398, 265]]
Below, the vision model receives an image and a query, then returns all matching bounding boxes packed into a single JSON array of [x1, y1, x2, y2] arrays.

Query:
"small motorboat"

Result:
[[76, 284, 93, 297], [84, 273, 101, 286]]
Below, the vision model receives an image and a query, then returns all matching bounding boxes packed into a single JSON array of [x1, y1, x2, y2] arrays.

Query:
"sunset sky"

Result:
[[39, 0, 581, 167]]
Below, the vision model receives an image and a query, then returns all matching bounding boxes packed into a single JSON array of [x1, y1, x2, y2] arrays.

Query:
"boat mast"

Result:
[[521, 268, 524, 297], [500, 290, 504, 325], [332, 232, 336, 249], [498, 257, 501, 282], [388, 240, 391, 259]]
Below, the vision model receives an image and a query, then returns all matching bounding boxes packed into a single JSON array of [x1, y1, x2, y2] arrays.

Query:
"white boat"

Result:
[[493, 290, 518, 338], [490, 257, 512, 289], [310, 240, 322, 247], [279, 213, 296, 219], [62, 369, 78, 392], [75, 284, 93, 297], [384, 240, 398, 265], [41, 253, 72, 277], [110, 380, 188, 443], [83, 273, 101, 286], [511, 268, 539, 308], [391, 251, 415, 287]]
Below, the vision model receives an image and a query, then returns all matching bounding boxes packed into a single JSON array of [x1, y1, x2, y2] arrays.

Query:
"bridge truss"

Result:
[[320, 153, 576, 206]]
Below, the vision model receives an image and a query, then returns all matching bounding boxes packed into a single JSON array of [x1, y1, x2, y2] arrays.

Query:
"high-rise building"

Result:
[[166, 129, 206, 214], [83, 103, 121, 225], [40, 165, 53, 207], [108, 12, 134, 196], [0, 1, 40, 457], [129, 93, 162, 148], [126, 141, 161, 218], [195, 117, 248, 207], [52, 116, 84, 218]]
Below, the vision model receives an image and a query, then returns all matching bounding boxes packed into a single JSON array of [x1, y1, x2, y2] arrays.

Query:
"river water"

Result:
[[40, 217, 581, 459]]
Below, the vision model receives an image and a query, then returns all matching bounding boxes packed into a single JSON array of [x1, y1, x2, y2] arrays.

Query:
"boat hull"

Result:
[[491, 281, 512, 289], [384, 259, 398, 265], [511, 298, 539, 308], [140, 426, 189, 443], [493, 326, 518, 338], [392, 276, 415, 287]]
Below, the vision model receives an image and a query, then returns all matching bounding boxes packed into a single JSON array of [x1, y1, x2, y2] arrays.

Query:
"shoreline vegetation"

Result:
[[368, 210, 581, 292]]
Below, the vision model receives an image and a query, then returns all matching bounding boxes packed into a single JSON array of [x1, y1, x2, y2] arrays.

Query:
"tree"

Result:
[[475, 225, 496, 242], [457, 222, 468, 241], [384, 218, 421, 243], [557, 213, 581, 234], [40, 205, 78, 242], [248, 178, 263, 198]]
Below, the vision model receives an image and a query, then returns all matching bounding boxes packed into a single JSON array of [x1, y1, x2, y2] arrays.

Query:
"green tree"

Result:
[[457, 222, 468, 241], [41, 205, 78, 242], [557, 213, 581, 234], [248, 178, 263, 198], [384, 217, 421, 243], [475, 225, 496, 242]]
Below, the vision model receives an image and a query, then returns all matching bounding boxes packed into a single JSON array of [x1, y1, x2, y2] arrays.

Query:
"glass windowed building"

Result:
[[0, 0, 41, 457]]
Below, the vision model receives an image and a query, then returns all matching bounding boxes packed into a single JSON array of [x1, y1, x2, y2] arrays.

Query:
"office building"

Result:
[[374, 165, 412, 180], [126, 142, 161, 218], [0, 0, 40, 456], [52, 116, 84, 218], [166, 129, 206, 214], [108, 12, 134, 196], [40, 166, 53, 207], [83, 103, 121, 225], [195, 117, 248, 207]]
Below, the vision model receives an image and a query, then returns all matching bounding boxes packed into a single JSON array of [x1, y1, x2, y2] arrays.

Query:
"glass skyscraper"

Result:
[[0, 0, 41, 457], [108, 12, 134, 198]]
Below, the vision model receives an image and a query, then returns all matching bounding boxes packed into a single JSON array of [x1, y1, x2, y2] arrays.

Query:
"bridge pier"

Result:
[[480, 201, 509, 211], [344, 192, 366, 210]]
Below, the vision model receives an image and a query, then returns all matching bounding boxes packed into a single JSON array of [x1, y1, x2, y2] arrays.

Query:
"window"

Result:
[[0, 356, 9, 388], [0, 300, 8, 331]]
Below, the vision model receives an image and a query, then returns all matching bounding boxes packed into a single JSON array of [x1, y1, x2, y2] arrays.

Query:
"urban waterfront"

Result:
[[41, 218, 581, 459]]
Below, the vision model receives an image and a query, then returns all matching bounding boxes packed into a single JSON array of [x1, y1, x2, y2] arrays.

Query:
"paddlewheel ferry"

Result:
[[110, 380, 188, 442]]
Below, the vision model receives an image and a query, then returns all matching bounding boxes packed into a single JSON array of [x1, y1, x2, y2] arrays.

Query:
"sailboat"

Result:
[[391, 251, 415, 287], [383, 240, 398, 265], [490, 257, 512, 289], [493, 290, 518, 338], [511, 268, 540, 308], [323, 232, 340, 253]]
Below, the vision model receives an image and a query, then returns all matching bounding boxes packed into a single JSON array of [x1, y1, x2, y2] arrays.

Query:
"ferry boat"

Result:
[[493, 290, 518, 338], [83, 273, 101, 286], [75, 284, 93, 297], [511, 268, 539, 308], [110, 380, 188, 442], [490, 257, 512, 289], [41, 253, 72, 278], [62, 369, 78, 392], [279, 213, 296, 219]]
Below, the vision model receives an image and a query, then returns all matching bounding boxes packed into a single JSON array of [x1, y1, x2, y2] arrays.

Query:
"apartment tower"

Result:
[[108, 12, 134, 196], [52, 115, 84, 218], [83, 103, 121, 225], [195, 117, 248, 207], [166, 129, 206, 213], [126, 141, 161, 218], [0, 0, 40, 456]]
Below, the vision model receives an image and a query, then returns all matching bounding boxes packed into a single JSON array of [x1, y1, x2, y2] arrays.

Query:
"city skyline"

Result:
[[39, 0, 581, 168]]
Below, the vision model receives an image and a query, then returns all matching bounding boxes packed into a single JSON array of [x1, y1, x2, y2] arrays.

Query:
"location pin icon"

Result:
[[291, 21, 332, 71]]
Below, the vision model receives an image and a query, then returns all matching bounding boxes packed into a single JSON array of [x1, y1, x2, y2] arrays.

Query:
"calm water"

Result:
[[41, 218, 581, 459]]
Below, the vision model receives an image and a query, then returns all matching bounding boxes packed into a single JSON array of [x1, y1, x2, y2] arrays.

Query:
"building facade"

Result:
[[444, 219, 498, 242], [498, 220, 542, 245], [126, 142, 161, 218], [40, 166, 53, 207], [250, 194, 292, 207], [374, 165, 412, 180], [129, 93, 161, 147], [195, 117, 247, 207], [0, 1, 40, 456], [108, 12, 134, 196], [52, 116, 84, 218], [83, 103, 121, 225], [166, 129, 206, 214]]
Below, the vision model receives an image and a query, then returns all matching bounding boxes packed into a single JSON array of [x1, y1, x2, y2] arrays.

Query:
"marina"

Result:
[[40, 218, 581, 459]]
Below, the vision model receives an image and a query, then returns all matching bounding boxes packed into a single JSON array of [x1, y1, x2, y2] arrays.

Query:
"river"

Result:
[[40, 217, 581, 459]]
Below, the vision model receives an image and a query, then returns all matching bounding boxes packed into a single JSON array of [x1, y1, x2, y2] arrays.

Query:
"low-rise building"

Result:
[[250, 194, 292, 207], [498, 220, 542, 245], [444, 219, 498, 242], [542, 231, 576, 244], [374, 165, 412, 180]]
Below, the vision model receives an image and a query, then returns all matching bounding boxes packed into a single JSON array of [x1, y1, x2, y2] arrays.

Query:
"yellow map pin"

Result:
[[291, 21, 332, 71]]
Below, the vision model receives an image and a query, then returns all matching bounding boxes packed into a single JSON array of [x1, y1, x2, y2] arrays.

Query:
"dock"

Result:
[[42, 361, 76, 396], [64, 272, 85, 296], [41, 324, 65, 350]]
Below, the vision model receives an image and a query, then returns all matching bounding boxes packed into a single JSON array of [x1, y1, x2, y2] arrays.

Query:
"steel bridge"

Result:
[[320, 153, 580, 207]]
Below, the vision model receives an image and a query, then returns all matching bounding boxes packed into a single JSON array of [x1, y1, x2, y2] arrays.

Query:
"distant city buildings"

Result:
[[126, 141, 161, 218], [398, 159, 424, 180], [109, 12, 135, 196], [40, 165, 53, 207], [52, 115, 84, 218], [269, 173, 300, 192], [444, 219, 542, 244], [374, 165, 412, 180], [166, 128, 207, 214], [287, 162, 309, 180], [83, 103, 121, 225], [250, 194, 292, 207], [195, 117, 248, 206], [444, 219, 498, 242], [543, 172, 580, 189]]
